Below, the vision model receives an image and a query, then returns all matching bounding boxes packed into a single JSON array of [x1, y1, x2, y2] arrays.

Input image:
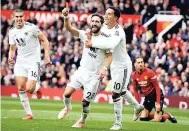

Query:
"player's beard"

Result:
[[91, 25, 101, 34], [138, 66, 144, 73]]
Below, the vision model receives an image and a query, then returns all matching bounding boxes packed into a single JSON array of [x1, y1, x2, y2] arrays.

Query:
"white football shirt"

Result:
[[79, 30, 110, 73], [93, 24, 132, 69], [9, 22, 41, 64]]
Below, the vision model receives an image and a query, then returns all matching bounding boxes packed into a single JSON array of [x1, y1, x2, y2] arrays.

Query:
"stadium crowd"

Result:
[[1, 0, 189, 97]]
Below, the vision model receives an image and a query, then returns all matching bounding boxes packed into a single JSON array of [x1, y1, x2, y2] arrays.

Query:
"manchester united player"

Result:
[[132, 55, 177, 123]]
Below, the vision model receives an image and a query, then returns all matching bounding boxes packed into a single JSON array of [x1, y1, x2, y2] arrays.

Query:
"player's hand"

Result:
[[8, 57, 14, 66], [98, 67, 107, 79], [62, 2, 69, 17], [155, 103, 161, 113], [45, 57, 52, 68], [85, 39, 92, 48], [85, 28, 92, 40]]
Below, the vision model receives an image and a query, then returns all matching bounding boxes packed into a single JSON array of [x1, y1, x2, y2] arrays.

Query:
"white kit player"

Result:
[[8, 9, 51, 120], [58, 4, 112, 128], [85, 7, 144, 130]]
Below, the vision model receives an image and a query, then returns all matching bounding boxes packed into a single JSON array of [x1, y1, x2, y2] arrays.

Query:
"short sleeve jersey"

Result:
[[101, 24, 131, 69], [9, 22, 41, 64]]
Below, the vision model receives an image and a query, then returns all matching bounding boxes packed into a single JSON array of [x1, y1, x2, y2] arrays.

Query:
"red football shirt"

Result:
[[132, 67, 161, 104]]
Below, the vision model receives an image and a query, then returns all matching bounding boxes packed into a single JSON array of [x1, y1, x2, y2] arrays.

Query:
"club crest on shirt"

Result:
[[115, 31, 119, 36], [144, 76, 148, 80], [115, 24, 119, 29], [24, 32, 29, 36]]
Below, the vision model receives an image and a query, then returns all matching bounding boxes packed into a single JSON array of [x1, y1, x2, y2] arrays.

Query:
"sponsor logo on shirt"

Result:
[[138, 81, 148, 87], [88, 47, 98, 58]]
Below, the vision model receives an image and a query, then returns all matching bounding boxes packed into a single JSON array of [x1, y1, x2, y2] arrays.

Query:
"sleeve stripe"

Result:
[[151, 76, 157, 79]]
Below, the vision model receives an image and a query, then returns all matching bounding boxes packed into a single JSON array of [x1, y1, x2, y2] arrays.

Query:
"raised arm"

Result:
[[62, 3, 79, 37]]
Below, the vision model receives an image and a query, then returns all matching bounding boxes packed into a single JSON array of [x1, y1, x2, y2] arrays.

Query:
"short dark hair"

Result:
[[91, 13, 104, 24], [134, 55, 144, 63], [14, 9, 24, 15], [108, 6, 121, 19]]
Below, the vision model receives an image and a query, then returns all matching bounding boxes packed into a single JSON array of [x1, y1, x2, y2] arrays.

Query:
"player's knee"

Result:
[[154, 112, 162, 122], [140, 117, 150, 121], [18, 86, 25, 91], [112, 92, 120, 102], [27, 87, 35, 94], [26, 82, 36, 94], [63, 86, 75, 98], [64, 92, 71, 98], [17, 83, 26, 91], [154, 117, 162, 122], [26, 85, 35, 94], [82, 99, 90, 107]]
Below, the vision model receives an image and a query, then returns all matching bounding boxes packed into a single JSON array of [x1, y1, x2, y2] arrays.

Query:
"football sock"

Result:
[[81, 105, 90, 122], [63, 95, 72, 109], [148, 113, 154, 121], [122, 90, 140, 109], [19, 90, 33, 116], [113, 98, 123, 124], [161, 113, 170, 122]]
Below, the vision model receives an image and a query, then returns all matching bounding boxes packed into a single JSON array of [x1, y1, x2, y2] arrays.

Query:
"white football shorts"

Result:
[[67, 67, 101, 102], [14, 62, 40, 81], [111, 63, 132, 94]]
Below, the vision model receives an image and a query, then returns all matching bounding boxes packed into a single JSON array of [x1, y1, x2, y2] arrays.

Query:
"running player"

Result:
[[132, 55, 177, 123], [58, 4, 112, 128], [8, 9, 51, 120]]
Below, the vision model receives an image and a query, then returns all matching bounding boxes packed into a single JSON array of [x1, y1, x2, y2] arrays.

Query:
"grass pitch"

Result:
[[1, 97, 189, 131]]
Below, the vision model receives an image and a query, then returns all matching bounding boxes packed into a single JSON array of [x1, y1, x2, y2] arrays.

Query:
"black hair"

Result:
[[91, 13, 104, 24], [134, 55, 144, 63], [108, 6, 121, 19]]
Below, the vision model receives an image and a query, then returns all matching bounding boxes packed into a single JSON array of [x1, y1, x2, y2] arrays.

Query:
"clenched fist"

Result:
[[62, 2, 69, 17]]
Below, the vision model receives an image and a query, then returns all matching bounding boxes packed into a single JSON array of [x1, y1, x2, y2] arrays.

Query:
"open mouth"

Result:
[[92, 26, 97, 30]]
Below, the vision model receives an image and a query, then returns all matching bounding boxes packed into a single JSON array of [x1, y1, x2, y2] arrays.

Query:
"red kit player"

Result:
[[131, 55, 177, 123]]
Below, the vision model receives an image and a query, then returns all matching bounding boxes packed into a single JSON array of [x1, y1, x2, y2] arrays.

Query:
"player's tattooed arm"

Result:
[[62, 3, 79, 37]]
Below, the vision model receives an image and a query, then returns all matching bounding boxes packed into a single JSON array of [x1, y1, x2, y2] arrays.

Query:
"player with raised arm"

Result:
[[132, 55, 177, 123], [8, 9, 51, 120], [85, 7, 144, 130], [58, 3, 112, 128]]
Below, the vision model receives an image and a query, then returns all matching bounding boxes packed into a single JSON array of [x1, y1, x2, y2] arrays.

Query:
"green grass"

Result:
[[1, 97, 189, 131]]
